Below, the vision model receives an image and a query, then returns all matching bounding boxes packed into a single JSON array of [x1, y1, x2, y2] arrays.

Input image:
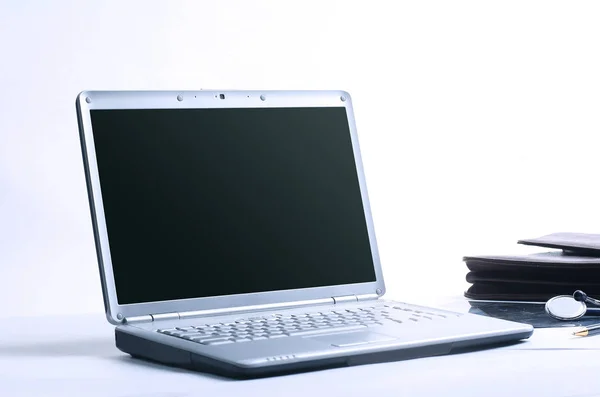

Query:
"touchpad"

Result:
[[307, 331, 396, 347]]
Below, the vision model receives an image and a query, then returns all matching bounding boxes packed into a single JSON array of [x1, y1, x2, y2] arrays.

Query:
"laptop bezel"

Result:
[[76, 90, 385, 325]]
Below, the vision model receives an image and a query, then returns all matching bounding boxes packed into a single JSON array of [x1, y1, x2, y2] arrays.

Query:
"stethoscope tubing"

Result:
[[584, 307, 600, 316]]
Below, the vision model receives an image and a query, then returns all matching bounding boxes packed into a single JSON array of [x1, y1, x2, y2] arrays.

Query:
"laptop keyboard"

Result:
[[157, 303, 456, 346]]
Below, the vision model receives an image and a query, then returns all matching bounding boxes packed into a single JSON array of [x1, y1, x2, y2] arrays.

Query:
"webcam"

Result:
[[219, 94, 225, 99]]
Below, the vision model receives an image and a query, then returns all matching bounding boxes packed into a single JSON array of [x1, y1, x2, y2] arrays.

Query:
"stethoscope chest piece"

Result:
[[545, 295, 587, 321]]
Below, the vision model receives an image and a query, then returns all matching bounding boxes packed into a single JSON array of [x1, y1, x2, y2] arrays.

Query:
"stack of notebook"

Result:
[[464, 232, 600, 302]]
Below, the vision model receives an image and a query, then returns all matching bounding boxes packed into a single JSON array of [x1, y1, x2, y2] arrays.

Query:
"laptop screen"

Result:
[[90, 107, 376, 304]]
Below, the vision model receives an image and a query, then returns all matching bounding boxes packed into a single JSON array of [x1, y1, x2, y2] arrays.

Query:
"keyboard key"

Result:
[[162, 331, 188, 337], [232, 338, 252, 343], [192, 336, 231, 343], [250, 336, 268, 341], [281, 325, 299, 330], [181, 332, 206, 339], [286, 325, 366, 337], [204, 339, 234, 346], [176, 326, 196, 331], [194, 326, 211, 331], [267, 334, 287, 339]]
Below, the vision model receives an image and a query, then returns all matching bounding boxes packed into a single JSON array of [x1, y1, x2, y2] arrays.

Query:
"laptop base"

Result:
[[115, 327, 531, 379]]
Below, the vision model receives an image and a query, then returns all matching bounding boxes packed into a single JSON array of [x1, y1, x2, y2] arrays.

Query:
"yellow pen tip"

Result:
[[573, 330, 589, 337]]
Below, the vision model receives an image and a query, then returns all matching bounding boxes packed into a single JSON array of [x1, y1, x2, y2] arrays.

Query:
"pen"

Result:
[[573, 323, 600, 337]]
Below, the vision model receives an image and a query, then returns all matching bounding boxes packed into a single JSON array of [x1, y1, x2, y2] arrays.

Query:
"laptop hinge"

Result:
[[152, 312, 180, 321], [333, 294, 378, 304], [356, 293, 379, 301], [123, 315, 153, 324], [332, 295, 357, 304], [124, 312, 179, 324]]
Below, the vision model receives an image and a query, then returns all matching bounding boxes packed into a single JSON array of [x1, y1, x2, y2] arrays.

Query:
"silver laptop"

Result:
[[75, 90, 533, 378]]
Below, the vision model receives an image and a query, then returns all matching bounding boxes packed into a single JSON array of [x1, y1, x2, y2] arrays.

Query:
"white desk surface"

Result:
[[3, 299, 600, 397]]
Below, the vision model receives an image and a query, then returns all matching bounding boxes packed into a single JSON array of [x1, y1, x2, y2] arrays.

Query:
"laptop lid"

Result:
[[76, 90, 385, 324]]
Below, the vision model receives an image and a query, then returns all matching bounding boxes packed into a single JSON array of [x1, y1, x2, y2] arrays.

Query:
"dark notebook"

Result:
[[464, 233, 600, 302]]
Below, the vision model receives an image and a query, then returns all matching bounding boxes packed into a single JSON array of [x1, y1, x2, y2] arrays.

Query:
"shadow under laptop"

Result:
[[0, 337, 232, 380], [0, 337, 118, 357], [115, 355, 228, 380]]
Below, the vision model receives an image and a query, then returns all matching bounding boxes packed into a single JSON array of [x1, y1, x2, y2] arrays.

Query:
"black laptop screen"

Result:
[[89, 107, 376, 304]]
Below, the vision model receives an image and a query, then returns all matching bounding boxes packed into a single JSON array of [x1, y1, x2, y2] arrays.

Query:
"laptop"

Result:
[[75, 90, 533, 378]]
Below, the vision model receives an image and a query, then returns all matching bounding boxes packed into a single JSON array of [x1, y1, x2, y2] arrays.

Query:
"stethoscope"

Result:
[[545, 290, 600, 321]]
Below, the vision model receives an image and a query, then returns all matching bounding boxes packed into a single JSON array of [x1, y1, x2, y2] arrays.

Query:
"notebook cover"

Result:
[[518, 232, 600, 256], [466, 270, 600, 286], [464, 281, 600, 302], [464, 251, 600, 272]]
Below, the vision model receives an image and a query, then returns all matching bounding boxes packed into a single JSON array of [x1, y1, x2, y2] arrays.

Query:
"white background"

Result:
[[1, 0, 600, 318]]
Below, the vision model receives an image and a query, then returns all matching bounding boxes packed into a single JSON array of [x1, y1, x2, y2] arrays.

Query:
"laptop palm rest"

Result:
[[306, 331, 397, 347]]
